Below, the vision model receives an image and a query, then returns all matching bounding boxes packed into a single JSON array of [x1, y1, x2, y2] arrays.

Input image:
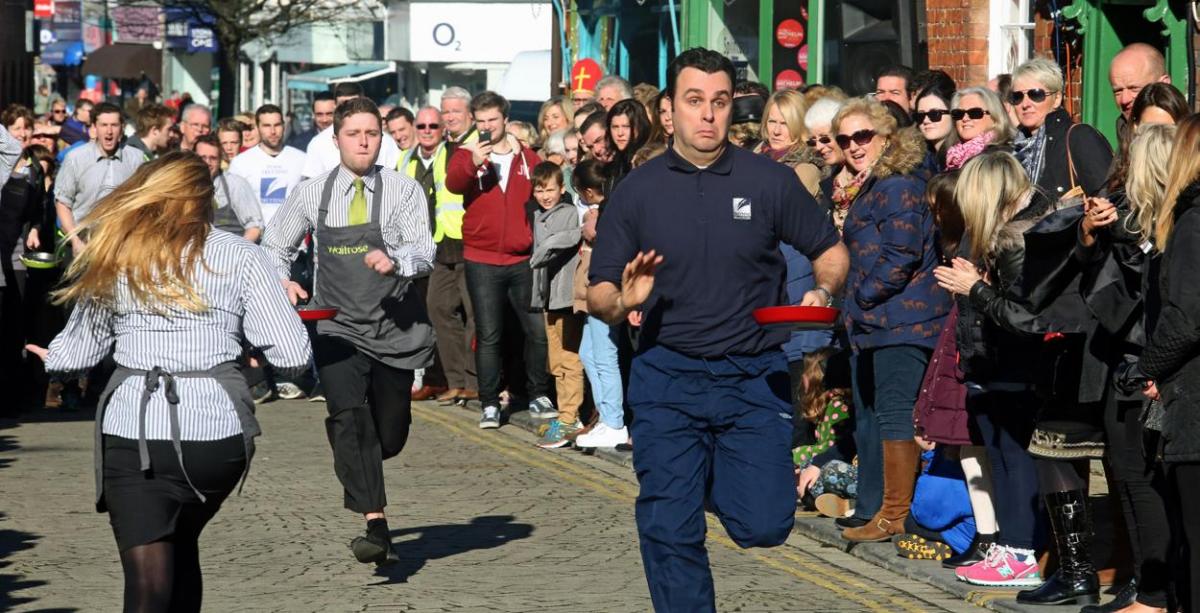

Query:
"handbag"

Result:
[[913, 305, 971, 446]]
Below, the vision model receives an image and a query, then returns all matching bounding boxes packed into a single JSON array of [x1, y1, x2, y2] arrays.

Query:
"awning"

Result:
[[41, 41, 85, 67], [80, 43, 162, 81], [286, 61, 395, 92]]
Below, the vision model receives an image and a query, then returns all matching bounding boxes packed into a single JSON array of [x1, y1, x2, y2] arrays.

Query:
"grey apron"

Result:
[[213, 174, 244, 234], [311, 170, 434, 369], [93, 362, 258, 513]]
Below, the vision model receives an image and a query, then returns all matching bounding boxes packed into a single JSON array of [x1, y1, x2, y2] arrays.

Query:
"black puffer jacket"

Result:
[[1140, 180, 1200, 462]]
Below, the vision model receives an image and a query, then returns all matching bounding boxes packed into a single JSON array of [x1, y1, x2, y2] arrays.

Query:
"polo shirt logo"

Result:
[[732, 197, 752, 221]]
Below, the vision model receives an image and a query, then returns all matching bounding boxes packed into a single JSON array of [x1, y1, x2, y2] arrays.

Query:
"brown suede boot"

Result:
[[843, 440, 922, 543]]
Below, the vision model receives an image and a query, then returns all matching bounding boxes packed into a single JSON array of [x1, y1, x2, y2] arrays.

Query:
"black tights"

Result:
[[120, 537, 202, 613], [1036, 458, 1090, 494]]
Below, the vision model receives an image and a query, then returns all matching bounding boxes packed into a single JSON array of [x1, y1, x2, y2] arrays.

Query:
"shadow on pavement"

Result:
[[0, 513, 74, 613], [374, 514, 534, 584]]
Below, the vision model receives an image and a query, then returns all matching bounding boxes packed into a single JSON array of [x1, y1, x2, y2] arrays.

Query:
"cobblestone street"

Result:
[[1, 400, 985, 612]]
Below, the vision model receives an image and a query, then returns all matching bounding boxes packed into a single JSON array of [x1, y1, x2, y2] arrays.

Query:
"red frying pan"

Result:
[[752, 305, 840, 330], [297, 307, 339, 322]]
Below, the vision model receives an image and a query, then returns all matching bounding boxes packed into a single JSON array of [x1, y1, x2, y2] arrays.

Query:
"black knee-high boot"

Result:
[[1017, 489, 1100, 605]]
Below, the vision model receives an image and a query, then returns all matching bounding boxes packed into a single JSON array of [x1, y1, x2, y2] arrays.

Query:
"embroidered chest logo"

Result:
[[732, 197, 752, 221]]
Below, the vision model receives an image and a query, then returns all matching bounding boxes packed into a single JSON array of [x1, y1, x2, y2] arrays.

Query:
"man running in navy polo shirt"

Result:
[[588, 48, 849, 612]]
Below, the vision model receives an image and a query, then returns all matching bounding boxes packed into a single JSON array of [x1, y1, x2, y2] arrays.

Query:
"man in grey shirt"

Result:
[[55, 102, 144, 254], [194, 134, 264, 242]]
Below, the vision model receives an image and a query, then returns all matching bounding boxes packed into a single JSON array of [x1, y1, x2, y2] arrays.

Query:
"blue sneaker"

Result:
[[536, 419, 581, 449]]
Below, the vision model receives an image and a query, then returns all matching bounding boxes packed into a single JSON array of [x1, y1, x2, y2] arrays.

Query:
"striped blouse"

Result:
[[44, 231, 312, 441]]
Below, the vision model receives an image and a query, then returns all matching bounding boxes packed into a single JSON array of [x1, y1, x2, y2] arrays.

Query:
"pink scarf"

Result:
[[945, 131, 996, 170]]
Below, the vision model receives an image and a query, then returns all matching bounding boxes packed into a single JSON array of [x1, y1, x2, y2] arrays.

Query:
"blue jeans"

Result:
[[970, 388, 1042, 550], [629, 345, 795, 613], [850, 345, 929, 520], [579, 315, 624, 429], [464, 261, 549, 408]]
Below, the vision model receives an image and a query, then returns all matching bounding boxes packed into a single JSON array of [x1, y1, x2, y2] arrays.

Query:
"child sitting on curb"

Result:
[[793, 347, 857, 518]]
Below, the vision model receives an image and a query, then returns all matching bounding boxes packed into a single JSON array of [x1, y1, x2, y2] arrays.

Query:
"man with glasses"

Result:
[[397, 107, 477, 405], [47, 98, 68, 126], [179, 103, 212, 151]]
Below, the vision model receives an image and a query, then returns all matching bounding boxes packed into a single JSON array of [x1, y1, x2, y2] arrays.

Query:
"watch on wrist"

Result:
[[815, 286, 834, 306]]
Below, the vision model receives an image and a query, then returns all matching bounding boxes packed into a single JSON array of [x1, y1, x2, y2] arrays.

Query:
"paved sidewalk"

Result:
[[2, 400, 982, 612]]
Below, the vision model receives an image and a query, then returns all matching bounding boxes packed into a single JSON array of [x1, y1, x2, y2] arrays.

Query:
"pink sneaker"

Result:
[[956, 545, 1042, 587]]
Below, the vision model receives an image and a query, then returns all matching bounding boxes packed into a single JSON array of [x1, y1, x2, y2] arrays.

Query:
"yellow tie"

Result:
[[349, 178, 367, 225]]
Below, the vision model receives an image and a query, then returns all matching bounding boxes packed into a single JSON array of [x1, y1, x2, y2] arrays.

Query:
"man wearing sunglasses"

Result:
[[587, 48, 849, 612], [399, 106, 478, 406]]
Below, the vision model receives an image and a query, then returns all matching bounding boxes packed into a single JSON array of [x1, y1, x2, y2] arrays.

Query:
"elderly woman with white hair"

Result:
[[1009, 57, 1111, 197], [805, 97, 846, 173]]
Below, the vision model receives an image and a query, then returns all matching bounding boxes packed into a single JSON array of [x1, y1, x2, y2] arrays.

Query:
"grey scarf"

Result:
[[1014, 125, 1048, 185]]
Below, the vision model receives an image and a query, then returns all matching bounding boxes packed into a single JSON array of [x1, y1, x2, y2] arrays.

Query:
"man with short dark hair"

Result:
[[303, 86, 401, 178], [264, 96, 435, 567], [55, 102, 144, 254], [179, 103, 212, 151], [587, 48, 848, 612], [288, 91, 336, 151], [446, 91, 552, 429], [195, 133, 263, 242], [874, 65, 915, 111], [385, 107, 416, 150], [579, 111, 612, 163], [125, 103, 174, 161], [228, 104, 307, 224]]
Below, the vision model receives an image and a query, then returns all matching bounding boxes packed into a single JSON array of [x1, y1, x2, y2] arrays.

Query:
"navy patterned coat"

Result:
[[842, 128, 952, 352]]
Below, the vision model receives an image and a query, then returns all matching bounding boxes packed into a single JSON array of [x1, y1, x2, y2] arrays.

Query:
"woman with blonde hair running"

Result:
[[27, 150, 311, 613]]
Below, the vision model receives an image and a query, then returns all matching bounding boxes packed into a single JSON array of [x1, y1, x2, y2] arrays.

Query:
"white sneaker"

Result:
[[479, 405, 501, 429], [574, 423, 628, 448], [277, 382, 305, 400], [411, 368, 425, 393]]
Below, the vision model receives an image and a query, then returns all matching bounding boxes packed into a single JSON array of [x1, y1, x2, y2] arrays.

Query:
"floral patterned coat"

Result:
[[842, 127, 952, 352]]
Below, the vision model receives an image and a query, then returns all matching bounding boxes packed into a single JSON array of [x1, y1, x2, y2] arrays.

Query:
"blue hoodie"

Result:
[[911, 448, 976, 553]]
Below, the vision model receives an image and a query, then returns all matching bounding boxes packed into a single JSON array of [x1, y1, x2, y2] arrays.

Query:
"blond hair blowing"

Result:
[[956, 150, 1032, 264], [760, 89, 809, 149], [54, 151, 215, 313], [1156, 114, 1200, 248], [1125, 123, 1176, 246]]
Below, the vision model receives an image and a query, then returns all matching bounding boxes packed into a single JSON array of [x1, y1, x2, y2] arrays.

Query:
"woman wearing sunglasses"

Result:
[[912, 84, 955, 173], [1010, 58, 1112, 198], [944, 87, 1013, 170], [830, 98, 952, 544]]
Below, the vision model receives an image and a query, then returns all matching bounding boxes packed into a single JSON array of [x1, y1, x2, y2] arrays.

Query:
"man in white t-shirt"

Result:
[[302, 82, 400, 178], [228, 104, 307, 223]]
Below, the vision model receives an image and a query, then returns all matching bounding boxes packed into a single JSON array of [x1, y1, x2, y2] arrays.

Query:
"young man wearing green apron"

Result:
[[263, 97, 437, 566]]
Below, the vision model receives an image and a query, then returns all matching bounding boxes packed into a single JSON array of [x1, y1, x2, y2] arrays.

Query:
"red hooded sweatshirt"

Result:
[[445, 143, 542, 266]]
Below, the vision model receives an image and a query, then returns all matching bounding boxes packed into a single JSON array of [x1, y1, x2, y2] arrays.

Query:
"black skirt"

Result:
[[102, 434, 246, 551]]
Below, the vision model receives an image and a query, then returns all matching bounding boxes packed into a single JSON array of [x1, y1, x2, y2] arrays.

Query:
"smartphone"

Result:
[[479, 129, 492, 144]]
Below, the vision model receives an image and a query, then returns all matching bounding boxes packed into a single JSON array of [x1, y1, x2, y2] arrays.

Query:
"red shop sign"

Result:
[[34, 0, 54, 18], [775, 19, 805, 49], [775, 69, 804, 90]]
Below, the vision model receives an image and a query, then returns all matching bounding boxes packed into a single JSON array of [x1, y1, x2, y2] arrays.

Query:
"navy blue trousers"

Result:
[[629, 345, 796, 613]]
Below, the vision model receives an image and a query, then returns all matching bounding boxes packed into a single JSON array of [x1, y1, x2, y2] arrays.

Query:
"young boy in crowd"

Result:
[[528, 161, 586, 448]]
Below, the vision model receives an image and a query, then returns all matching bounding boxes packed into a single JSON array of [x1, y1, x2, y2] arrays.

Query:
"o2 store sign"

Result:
[[409, 2, 550, 63]]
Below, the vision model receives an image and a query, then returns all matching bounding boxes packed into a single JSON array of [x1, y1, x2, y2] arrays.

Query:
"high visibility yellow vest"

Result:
[[399, 143, 463, 242]]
